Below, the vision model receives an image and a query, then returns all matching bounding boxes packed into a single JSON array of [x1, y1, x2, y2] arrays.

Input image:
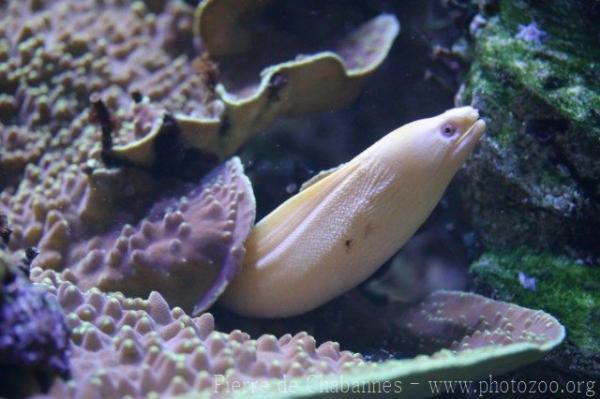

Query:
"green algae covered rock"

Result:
[[457, 0, 600, 257], [457, 0, 600, 383], [471, 249, 600, 379]]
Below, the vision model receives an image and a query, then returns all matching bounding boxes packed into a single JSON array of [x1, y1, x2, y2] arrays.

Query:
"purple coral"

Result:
[[0, 259, 70, 397], [67, 157, 255, 315], [0, 0, 257, 317], [0, 0, 221, 255], [30, 268, 363, 398], [516, 21, 547, 44], [396, 290, 563, 353]]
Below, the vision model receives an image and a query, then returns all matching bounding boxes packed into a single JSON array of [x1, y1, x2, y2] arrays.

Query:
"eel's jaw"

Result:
[[451, 119, 486, 160]]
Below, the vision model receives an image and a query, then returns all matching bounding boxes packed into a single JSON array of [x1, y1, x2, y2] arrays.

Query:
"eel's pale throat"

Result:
[[222, 107, 486, 318]]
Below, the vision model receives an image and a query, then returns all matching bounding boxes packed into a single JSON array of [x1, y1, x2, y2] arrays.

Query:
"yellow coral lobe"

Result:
[[223, 107, 486, 317]]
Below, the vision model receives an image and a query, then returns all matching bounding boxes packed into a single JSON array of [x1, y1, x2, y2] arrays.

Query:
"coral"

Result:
[[29, 266, 565, 398], [394, 290, 563, 355], [227, 291, 564, 398], [0, 0, 219, 254], [194, 0, 273, 57], [457, 0, 600, 257], [0, 0, 217, 180], [6, 155, 254, 316], [0, 0, 398, 314], [0, 125, 48, 189], [471, 249, 600, 379], [30, 267, 363, 398], [68, 157, 255, 315], [0, 251, 70, 398], [112, 3, 401, 167]]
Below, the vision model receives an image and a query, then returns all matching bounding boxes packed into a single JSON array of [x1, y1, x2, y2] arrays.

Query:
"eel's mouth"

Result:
[[450, 111, 486, 159], [452, 119, 485, 156]]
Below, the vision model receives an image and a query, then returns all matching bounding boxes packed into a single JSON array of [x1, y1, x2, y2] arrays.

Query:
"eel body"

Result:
[[222, 107, 486, 317]]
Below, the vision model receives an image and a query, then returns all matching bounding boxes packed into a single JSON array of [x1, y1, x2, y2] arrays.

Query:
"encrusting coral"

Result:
[[0, 0, 398, 314], [0, 0, 218, 255], [27, 266, 565, 399], [68, 157, 255, 315], [223, 107, 486, 317], [30, 267, 364, 398], [268, 290, 565, 398], [3, 154, 254, 315], [0, 0, 218, 184], [111, 4, 400, 168]]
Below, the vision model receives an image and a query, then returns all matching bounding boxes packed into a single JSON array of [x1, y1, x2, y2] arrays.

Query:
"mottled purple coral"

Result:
[[0, 0, 259, 315], [0, 0, 218, 183], [0, 255, 70, 397], [0, 0, 219, 253], [396, 290, 563, 353], [30, 268, 362, 398], [67, 157, 255, 314]]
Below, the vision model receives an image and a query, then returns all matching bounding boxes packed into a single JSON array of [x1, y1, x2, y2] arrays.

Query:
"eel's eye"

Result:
[[441, 123, 457, 137]]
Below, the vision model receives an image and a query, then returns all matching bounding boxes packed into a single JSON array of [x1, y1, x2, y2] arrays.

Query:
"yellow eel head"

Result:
[[381, 106, 486, 180], [438, 106, 486, 169]]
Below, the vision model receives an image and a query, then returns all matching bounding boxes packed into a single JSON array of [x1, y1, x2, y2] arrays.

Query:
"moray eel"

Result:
[[222, 107, 486, 317]]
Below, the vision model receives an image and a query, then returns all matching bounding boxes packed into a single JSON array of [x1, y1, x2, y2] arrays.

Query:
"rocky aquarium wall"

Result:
[[0, 0, 597, 398]]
